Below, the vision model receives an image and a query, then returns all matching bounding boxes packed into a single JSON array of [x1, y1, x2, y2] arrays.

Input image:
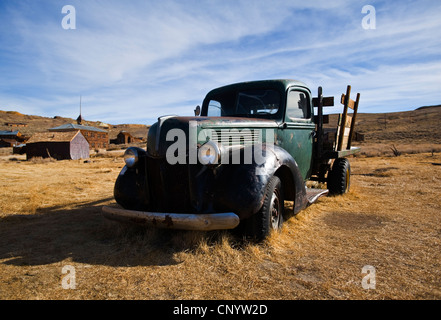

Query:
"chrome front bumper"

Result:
[[102, 206, 240, 231]]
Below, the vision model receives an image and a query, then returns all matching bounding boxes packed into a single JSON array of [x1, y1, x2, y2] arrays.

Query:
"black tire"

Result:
[[328, 158, 351, 195], [243, 175, 284, 241]]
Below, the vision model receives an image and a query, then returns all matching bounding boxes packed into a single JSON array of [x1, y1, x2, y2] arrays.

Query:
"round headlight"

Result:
[[198, 140, 221, 165], [124, 147, 139, 168]]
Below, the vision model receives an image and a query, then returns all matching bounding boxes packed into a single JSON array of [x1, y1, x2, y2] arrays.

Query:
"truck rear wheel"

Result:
[[244, 175, 284, 241], [328, 158, 351, 195]]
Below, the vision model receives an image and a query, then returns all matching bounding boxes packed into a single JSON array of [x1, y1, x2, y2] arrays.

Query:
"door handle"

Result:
[[278, 122, 287, 129]]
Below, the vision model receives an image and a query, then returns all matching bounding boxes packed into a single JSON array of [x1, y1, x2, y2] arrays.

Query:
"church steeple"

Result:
[[76, 95, 83, 125]]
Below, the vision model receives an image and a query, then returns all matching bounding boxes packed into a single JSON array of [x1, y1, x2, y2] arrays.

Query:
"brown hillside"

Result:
[[325, 105, 441, 144], [321, 105, 441, 156], [0, 110, 149, 141]]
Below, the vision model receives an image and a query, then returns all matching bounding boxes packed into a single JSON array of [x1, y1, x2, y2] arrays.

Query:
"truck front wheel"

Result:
[[328, 158, 351, 195], [244, 175, 284, 241]]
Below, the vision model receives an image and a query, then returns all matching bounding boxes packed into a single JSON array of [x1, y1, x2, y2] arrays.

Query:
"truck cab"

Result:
[[201, 80, 315, 180]]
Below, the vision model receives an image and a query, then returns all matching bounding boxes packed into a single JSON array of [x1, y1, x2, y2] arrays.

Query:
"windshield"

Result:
[[203, 89, 281, 119]]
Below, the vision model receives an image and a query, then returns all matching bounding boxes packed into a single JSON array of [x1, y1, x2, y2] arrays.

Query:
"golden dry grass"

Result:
[[0, 152, 440, 300]]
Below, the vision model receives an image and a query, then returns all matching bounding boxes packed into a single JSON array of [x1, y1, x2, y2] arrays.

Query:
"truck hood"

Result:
[[147, 116, 280, 158], [185, 116, 279, 129]]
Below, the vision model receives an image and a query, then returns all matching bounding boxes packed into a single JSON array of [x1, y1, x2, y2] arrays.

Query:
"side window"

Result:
[[207, 100, 222, 116], [286, 90, 311, 121]]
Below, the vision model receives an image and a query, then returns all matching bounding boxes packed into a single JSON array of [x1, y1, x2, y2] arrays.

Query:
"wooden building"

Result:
[[0, 138, 19, 148], [0, 130, 23, 140], [5, 122, 28, 128], [112, 131, 143, 144], [49, 123, 109, 149], [26, 131, 89, 160], [0, 130, 26, 148], [13, 144, 26, 155]]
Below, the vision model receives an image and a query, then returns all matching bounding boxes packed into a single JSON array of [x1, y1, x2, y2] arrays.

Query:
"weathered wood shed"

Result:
[[0, 130, 26, 148], [26, 130, 89, 160], [49, 123, 109, 149], [0, 138, 19, 148], [114, 131, 142, 144], [5, 122, 28, 128]]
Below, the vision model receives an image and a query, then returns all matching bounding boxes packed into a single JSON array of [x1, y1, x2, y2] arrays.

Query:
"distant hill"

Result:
[[324, 105, 441, 144], [415, 104, 441, 111], [0, 110, 149, 141]]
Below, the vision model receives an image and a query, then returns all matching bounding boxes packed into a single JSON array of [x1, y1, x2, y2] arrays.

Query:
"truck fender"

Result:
[[208, 144, 307, 220], [114, 148, 150, 211]]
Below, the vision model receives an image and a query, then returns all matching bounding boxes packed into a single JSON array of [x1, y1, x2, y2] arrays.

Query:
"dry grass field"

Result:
[[0, 151, 440, 300], [1, 107, 440, 301]]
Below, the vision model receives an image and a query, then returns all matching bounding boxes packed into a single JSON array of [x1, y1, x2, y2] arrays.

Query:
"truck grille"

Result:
[[146, 157, 194, 213], [214, 129, 260, 146]]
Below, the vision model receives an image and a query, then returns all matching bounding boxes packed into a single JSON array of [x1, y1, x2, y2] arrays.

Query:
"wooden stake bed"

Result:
[[313, 85, 361, 161], [337, 86, 361, 152]]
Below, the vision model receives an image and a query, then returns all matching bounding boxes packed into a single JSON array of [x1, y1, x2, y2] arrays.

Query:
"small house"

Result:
[[0, 130, 25, 148], [0, 138, 19, 148], [26, 130, 89, 160], [5, 122, 28, 128], [49, 123, 109, 149], [0, 130, 23, 140], [114, 130, 142, 144]]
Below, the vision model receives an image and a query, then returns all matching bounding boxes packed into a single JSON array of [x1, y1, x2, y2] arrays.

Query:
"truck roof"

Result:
[[205, 79, 310, 97]]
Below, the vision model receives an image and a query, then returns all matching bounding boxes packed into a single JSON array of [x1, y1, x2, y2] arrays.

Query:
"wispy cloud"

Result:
[[0, 0, 440, 124]]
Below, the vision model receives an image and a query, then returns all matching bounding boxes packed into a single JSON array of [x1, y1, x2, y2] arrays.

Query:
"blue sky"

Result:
[[1, 0, 440, 125]]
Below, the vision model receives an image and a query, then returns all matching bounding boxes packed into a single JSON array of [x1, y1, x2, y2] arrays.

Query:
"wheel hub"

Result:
[[270, 191, 280, 230]]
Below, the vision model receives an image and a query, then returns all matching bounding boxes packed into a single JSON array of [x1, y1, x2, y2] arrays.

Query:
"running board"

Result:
[[306, 188, 329, 204]]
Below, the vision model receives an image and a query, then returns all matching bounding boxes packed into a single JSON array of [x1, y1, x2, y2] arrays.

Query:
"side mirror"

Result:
[[194, 105, 201, 116]]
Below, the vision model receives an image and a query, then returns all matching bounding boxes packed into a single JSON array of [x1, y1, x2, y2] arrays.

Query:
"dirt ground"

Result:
[[0, 152, 440, 300]]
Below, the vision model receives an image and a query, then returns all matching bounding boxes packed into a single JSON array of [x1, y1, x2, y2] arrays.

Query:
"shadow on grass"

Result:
[[0, 197, 223, 267]]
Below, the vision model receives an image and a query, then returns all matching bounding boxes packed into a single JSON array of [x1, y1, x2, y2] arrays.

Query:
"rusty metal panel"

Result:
[[102, 206, 240, 231]]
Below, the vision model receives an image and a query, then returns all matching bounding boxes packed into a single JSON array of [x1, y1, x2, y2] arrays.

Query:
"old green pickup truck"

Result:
[[103, 79, 360, 240]]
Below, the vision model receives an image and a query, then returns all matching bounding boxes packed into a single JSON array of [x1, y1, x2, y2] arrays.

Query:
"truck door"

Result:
[[280, 88, 315, 180]]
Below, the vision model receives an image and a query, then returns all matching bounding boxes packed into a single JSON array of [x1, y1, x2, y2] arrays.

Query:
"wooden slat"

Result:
[[345, 114, 352, 127], [341, 126, 351, 149], [340, 94, 355, 110], [314, 114, 329, 124], [336, 114, 351, 147], [337, 86, 351, 151], [313, 96, 334, 107], [347, 92, 360, 149]]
